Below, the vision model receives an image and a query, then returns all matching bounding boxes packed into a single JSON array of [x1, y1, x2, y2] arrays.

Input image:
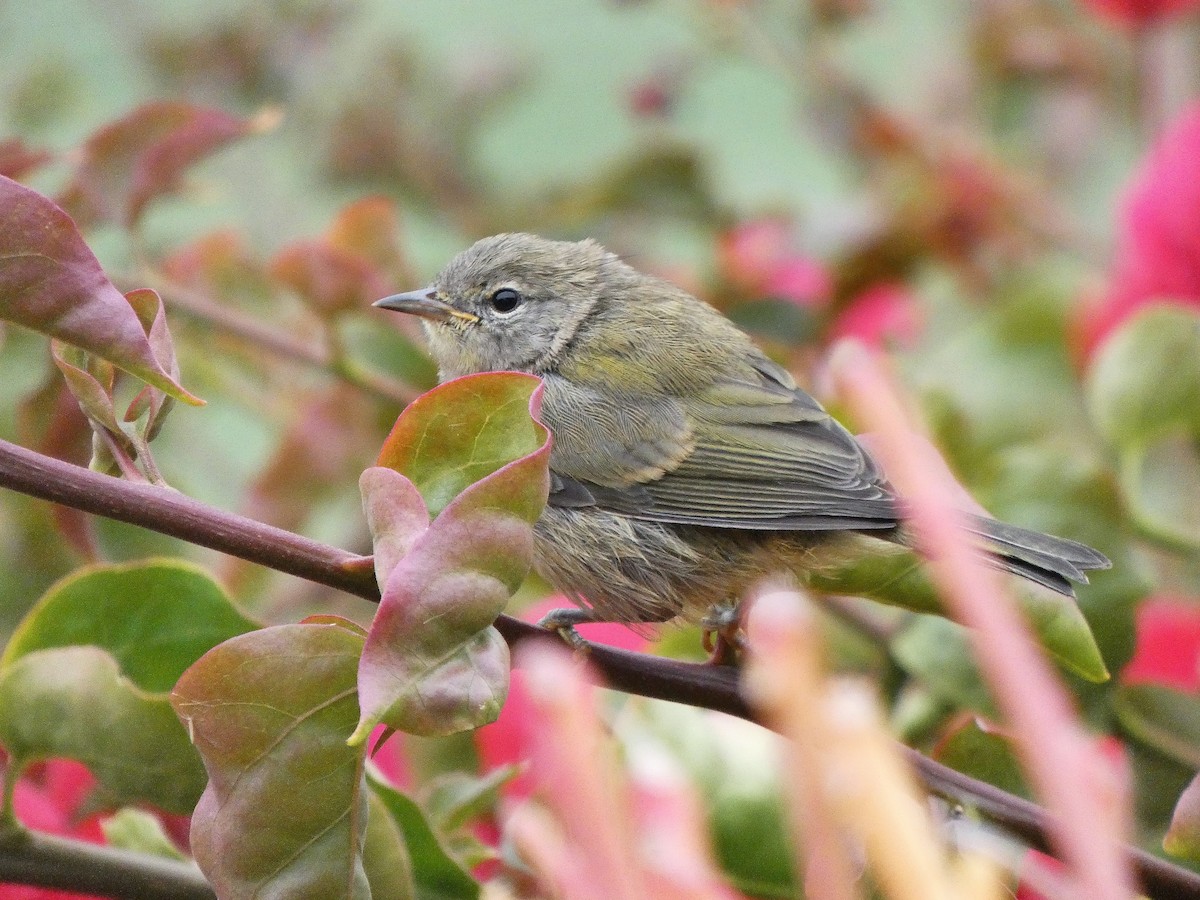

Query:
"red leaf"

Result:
[[0, 138, 53, 181], [270, 240, 386, 317], [473, 596, 650, 802], [717, 217, 831, 305], [162, 230, 272, 299], [60, 101, 271, 228], [270, 197, 404, 316], [0, 176, 201, 405]]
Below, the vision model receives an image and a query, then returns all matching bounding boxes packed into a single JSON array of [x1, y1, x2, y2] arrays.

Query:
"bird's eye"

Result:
[[488, 288, 522, 314]]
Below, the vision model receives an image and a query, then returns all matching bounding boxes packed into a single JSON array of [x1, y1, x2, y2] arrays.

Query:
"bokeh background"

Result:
[[4, 0, 1200, 894]]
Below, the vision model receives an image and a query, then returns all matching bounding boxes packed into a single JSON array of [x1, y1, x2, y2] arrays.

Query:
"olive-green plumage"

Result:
[[376, 233, 1110, 625]]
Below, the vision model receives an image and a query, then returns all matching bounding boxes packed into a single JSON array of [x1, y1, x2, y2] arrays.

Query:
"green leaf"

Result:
[[933, 718, 1029, 799], [807, 547, 940, 614], [710, 791, 795, 898], [375, 372, 550, 519], [0, 175, 202, 405], [101, 808, 189, 860], [3, 559, 258, 694], [422, 767, 519, 870], [424, 765, 520, 833], [363, 791, 416, 900], [977, 444, 1144, 675], [812, 548, 1108, 683], [1115, 684, 1200, 769], [1119, 431, 1200, 550], [354, 373, 551, 740], [50, 341, 123, 436], [1016, 580, 1109, 683], [1166, 774, 1200, 860], [172, 621, 370, 899], [1071, 304, 1200, 551], [0, 646, 206, 813], [367, 769, 480, 900], [1086, 305, 1200, 449], [891, 616, 998, 717]]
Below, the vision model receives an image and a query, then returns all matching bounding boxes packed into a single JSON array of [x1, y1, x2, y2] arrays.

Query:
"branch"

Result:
[[124, 272, 419, 406], [0, 436, 1198, 900], [0, 828, 214, 900]]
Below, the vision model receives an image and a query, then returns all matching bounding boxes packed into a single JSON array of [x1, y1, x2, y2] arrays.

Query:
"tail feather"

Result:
[[966, 514, 1112, 598]]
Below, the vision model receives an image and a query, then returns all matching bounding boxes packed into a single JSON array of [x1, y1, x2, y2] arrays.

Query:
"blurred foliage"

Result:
[[2, 0, 1200, 894]]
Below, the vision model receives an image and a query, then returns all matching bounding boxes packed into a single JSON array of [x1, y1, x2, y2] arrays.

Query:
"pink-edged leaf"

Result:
[[61, 101, 271, 228], [122, 288, 179, 440], [1165, 774, 1200, 859], [171, 622, 371, 899], [0, 175, 202, 405], [50, 341, 122, 435], [360, 466, 431, 589], [354, 373, 551, 740], [376, 372, 550, 518]]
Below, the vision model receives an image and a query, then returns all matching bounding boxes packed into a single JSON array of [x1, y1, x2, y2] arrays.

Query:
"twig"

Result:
[[0, 436, 1198, 899], [121, 273, 418, 406], [0, 828, 214, 900]]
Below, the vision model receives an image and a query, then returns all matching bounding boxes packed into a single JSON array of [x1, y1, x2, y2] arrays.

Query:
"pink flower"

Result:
[[718, 219, 831, 306], [1076, 0, 1200, 28], [1122, 596, 1200, 692], [1015, 849, 1067, 900], [1, 760, 106, 900], [1081, 103, 1200, 356], [762, 259, 832, 306], [474, 598, 651, 801], [367, 724, 412, 791], [829, 283, 922, 349]]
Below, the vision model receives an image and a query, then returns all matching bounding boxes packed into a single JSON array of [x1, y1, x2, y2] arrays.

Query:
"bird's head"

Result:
[[374, 233, 620, 378]]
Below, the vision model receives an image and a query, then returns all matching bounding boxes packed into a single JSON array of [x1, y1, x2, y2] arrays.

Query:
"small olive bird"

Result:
[[375, 233, 1109, 636]]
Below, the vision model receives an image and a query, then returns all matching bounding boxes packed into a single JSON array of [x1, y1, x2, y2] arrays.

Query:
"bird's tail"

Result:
[[967, 514, 1111, 597]]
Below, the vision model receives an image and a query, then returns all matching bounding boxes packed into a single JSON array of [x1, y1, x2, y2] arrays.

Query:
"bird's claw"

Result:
[[535, 607, 593, 652], [701, 602, 744, 666]]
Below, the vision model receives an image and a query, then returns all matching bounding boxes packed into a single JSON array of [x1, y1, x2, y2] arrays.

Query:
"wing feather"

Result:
[[546, 365, 899, 532]]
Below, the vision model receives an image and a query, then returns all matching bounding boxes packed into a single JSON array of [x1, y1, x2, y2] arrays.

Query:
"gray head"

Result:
[[374, 233, 631, 378]]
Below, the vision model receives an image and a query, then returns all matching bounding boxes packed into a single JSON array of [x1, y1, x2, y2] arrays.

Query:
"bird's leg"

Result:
[[535, 607, 596, 651], [536, 604, 677, 651], [700, 601, 743, 666]]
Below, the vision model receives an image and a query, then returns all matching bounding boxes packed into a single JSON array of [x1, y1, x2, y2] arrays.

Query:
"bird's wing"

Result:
[[546, 360, 899, 531]]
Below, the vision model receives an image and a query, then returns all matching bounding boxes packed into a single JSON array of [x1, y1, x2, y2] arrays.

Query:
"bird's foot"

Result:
[[535, 607, 593, 652], [701, 602, 743, 667]]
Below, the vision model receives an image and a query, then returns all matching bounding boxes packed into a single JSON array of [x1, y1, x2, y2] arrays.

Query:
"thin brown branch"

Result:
[[0, 436, 378, 598], [0, 437, 1198, 900], [123, 273, 419, 406], [0, 827, 214, 900]]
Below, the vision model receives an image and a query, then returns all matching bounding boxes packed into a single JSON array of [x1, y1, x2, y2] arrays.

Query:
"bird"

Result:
[[374, 233, 1110, 642]]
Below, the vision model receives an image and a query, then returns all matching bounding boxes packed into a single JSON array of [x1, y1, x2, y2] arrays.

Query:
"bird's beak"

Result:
[[373, 289, 479, 324]]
